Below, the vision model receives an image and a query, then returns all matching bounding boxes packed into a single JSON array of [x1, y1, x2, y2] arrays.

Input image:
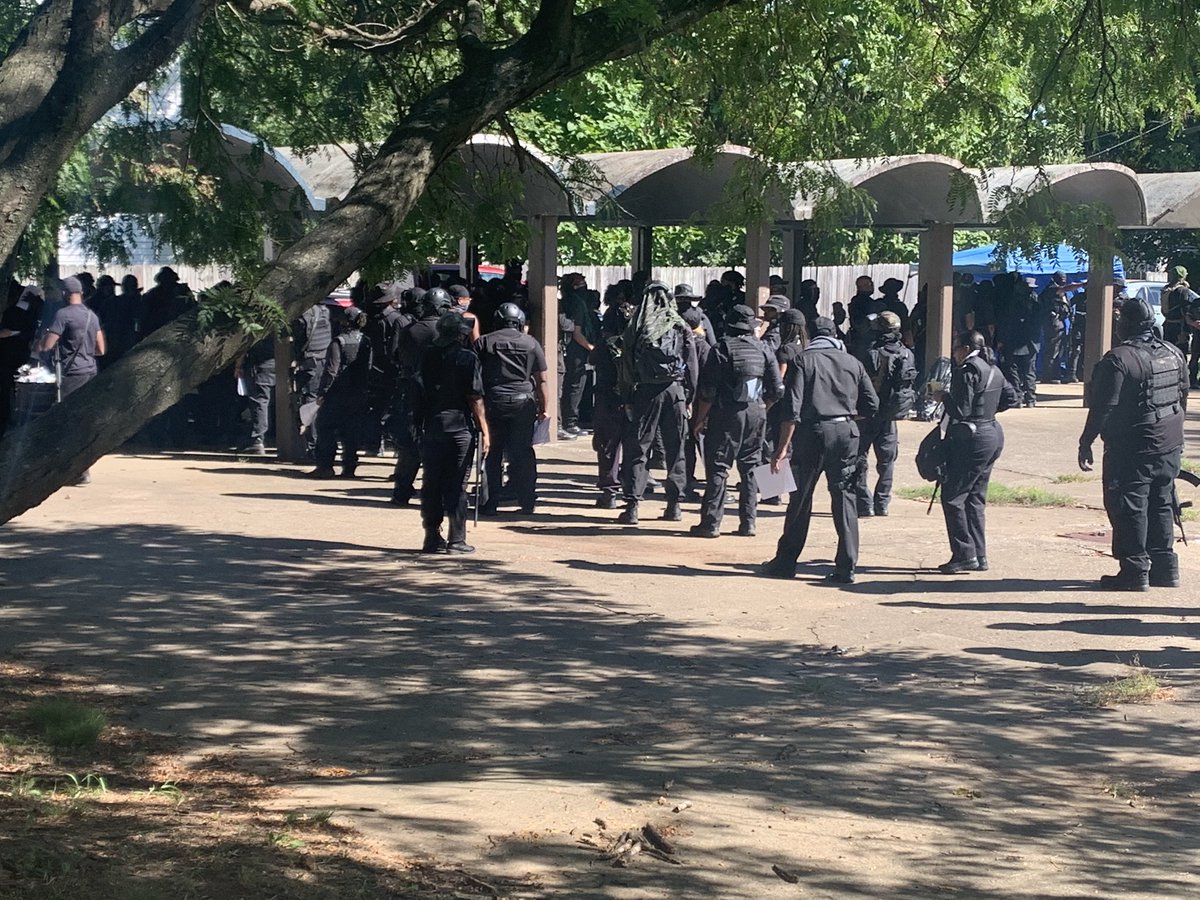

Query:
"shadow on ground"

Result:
[[1, 524, 1197, 898]]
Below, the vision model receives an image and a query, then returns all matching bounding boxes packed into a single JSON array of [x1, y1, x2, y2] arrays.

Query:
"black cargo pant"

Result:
[[1038, 326, 1067, 381], [421, 426, 474, 543], [296, 356, 325, 451], [315, 397, 367, 474], [1103, 446, 1180, 577], [592, 390, 623, 496], [621, 380, 687, 503], [391, 382, 422, 503], [940, 420, 1003, 562], [485, 394, 538, 510], [246, 360, 275, 444], [1003, 352, 1037, 405], [699, 401, 765, 530], [773, 419, 860, 575], [855, 416, 899, 513], [561, 345, 589, 429]]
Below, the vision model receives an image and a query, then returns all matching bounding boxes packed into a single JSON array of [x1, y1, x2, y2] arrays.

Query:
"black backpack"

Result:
[[915, 424, 946, 483], [636, 325, 685, 384], [873, 344, 917, 420]]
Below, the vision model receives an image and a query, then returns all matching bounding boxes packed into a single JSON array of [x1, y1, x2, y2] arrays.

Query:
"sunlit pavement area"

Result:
[[2, 382, 1199, 898]]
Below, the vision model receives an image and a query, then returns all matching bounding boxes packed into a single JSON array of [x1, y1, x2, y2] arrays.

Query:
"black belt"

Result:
[[951, 417, 996, 426], [488, 392, 534, 401], [805, 415, 850, 424]]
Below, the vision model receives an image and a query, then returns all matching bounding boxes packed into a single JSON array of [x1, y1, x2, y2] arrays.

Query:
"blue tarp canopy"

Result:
[[951, 242, 1125, 285]]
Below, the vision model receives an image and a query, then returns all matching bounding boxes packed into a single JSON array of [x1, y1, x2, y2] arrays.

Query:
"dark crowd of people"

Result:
[[0, 260, 1190, 587]]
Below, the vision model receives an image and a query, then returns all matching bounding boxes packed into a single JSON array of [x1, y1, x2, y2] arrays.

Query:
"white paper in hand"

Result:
[[236, 375, 248, 397], [299, 401, 320, 428], [753, 461, 796, 499], [532, 416, 552, 446]]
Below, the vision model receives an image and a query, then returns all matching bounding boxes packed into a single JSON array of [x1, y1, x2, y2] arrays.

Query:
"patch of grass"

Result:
[[25, 698, 106, 749], [1102, 780, 1140, 802], [283, 809, 334, 828], [266, 831, 306, 851], [1051, 472, 1095, 484], [1180, 458, 1199, 475], [1081, 669, 1169, 707], [898, 482, 1074, 507], [143, 781, 186, 807], [1182, 508, 1199, 523]]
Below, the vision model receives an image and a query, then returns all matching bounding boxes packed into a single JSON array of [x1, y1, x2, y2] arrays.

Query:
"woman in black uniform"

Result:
[[939, 330, 1019, 574]]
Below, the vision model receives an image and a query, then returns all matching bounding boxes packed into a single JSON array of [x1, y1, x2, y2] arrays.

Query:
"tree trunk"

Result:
[[0, 0, 733, 525]]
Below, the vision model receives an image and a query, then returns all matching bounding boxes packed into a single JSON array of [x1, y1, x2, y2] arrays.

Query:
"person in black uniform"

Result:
[[846, 276, 882, 360], [590, 296, 632, 509], [855, 311, 917, 517], [689, 304, 782, 538], [293, 300, 333, 453], [308, 306, 372, 479], [1078, 298, 1188, 590], [758, 295, 788, 356], [878, 278, 910, 340], [237, 331, 276, 456], [938, 330, 1020, 573], [390, 287, 448, 504], [364, 283, 408, 453], [475, 302, 548, 515], [998, 277, 1041, 407], [560, 274, 596, 436], [0, 284, 43, 438], [616, 281, 698, 525], [420, 312, 490, 554], [1160, 266, 1192, 365], [761, 316, 878, 584]]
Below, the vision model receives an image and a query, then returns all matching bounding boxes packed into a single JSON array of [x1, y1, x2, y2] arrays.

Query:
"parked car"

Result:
[[1123, 280, 1165, 327]]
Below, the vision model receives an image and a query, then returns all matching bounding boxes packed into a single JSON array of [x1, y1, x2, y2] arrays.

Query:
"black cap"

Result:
[[726, 303, 756, 332], [61, 276, 83, 295], [812, 316, 837, 336]]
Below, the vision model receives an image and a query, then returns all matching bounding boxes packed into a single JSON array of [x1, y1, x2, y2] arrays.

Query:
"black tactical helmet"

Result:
[[425, 286, 453, 313], [433, 311, 472, 346], [1118, 297, 1155, 338], [496, 301, 526, 329]]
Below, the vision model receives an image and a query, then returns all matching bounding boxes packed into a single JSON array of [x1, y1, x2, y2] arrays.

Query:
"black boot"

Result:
[[938, 557, 979, 574], [1099, 570, 1150, 592], [421, 527, 447, 553], [595, 493, 618, 509], [661, 500, 682, 522], [1149, 553, 1181, 588], [617, 501, 639, 525]]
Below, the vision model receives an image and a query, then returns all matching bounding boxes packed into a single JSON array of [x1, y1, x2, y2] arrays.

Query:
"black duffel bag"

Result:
[[915, 424, 946, 483]]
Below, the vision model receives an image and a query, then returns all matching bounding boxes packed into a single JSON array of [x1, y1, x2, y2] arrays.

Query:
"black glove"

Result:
[[1078, 442, 1093, 472]]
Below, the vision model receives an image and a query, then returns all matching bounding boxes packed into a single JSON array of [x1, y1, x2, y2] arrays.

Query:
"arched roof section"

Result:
[[816, 155, 985, 226], [216, 125, 327, 213], [1137, 172, 1200, 228], [581, 145, 783, 225], [980, 164, 1146, 226], [277, 134, 572, 216]]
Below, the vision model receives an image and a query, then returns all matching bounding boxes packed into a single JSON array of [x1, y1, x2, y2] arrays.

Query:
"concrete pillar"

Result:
[[528, 215, 559, 438], [264, 237, 303, 462], [1083, 228, 1115, 407], [631, 226, 653, 274], [918, 224, 955, 372], [780, 227, 807, 295], [745, 225, 772, 311]]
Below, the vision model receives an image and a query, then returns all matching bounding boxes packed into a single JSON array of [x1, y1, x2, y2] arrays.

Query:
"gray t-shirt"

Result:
[[48, 304, 100, 375]]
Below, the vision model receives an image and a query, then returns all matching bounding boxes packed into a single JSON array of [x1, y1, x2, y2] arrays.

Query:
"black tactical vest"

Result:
[[1130, 340, 1185, 418], [720, 335, 766, 404], [303, 305, 332, 358]]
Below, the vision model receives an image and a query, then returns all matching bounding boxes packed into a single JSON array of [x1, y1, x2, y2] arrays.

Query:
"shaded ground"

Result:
[[2, 384, 1199, 897]]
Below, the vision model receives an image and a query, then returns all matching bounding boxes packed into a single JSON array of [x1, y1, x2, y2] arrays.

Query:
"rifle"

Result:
[[471, 433, 485, 525], [927, 479, 940, 515], [1175, 468, 1200, 546]]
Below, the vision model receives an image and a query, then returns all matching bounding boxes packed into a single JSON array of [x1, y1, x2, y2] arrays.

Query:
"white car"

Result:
[[1122, 279, 1198, 328]]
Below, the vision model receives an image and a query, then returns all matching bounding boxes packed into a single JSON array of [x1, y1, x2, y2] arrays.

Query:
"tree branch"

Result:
[[242, 0, 461, 54]]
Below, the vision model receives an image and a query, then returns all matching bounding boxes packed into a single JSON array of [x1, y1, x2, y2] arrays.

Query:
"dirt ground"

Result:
[[2, 383, 1199, 898]]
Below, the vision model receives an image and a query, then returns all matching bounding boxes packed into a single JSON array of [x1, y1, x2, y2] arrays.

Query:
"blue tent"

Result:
[[951, 242, 1124, 289]]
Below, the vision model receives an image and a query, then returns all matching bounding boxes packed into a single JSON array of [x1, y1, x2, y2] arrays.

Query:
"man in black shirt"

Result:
[[308, 306, 371, 478], [689, 305, 782, 538], [238, 332, 276, 456], [856, 312, 917, 517], [762, 317, 878, 583], [616, 281, 698, 525], [390, 288, 449, 504], [0, 284, 43, 438], [1079, 298, 1188, 590], [998, 277, 1041, 407], [293, 300, 333, 453], [474, 302, 548, 514], [420, 312, 489, 554]]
